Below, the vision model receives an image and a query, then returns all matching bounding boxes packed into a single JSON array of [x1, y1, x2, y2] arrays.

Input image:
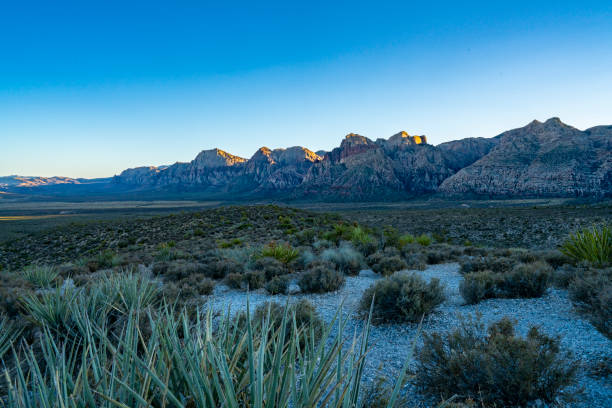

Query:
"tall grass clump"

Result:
[[21, 264, 60, 288], [561, 225, 612, 267]]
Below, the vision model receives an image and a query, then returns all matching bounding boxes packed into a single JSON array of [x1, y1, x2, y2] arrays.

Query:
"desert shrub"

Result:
[[416, 317, 577, 406], [265, 275, 290, 295], [253, 256, 286, 279], [321, 243, 364, 275], [218, 238, 242, 248], [202, 256, 243, 279], [155, 243, 178, 262], [368, 250, 408, 276], [459, 255, 515, 274], [164, 274, 215, 299], [244, 270, 265, 290], [539, 249, 572, 269], [404, 253, 428, 270], [294, 228, 317, 245], [397, 233, 416, 249], [21, 265, 60, 288], [360, 273, 445, 323], [161, 260, 208, 281], [224, 272, 244, 289], [299, 262, 345, 293], [568, 267, 612, 337], [498, 261, 551, 298], [561, 225, 612, 267], [261, 242, 300, 266], [349, 226, 378, 255], [460, 262, 551, 304], [415, 234, 432, 247], [460, 270, 499, 304]]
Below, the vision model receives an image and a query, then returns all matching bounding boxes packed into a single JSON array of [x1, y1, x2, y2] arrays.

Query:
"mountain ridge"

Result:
[[3, 118, 611, 200]]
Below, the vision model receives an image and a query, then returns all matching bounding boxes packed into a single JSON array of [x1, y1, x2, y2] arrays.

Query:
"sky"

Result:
[[1, 1, 612, 178]]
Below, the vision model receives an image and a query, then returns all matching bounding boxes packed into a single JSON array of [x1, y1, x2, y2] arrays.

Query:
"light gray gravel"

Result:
[[205, 263, 612, 407]]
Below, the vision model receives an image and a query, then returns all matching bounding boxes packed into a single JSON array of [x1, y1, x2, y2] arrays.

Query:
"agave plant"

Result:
[[561, 225, 612, 267]]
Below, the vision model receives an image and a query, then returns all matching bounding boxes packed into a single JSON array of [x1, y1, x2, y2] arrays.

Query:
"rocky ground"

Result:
[[206, 263, 612, 408]]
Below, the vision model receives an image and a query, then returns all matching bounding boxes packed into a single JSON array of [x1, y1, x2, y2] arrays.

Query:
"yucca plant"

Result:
[[0, 315, 20, 362], [261, 242, 300, 266], [3, 298, 414, 407], [21, 264, 59, 288], [560, 225, 612, 267]]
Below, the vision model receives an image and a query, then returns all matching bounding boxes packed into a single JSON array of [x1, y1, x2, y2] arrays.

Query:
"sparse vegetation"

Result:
[[568, 267, 612, 338], [416, 317, 578, 406], [360, 272, 445, 323]]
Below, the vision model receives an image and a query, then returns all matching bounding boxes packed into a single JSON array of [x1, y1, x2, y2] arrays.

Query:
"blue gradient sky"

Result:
[[1, 1, 612, 178]]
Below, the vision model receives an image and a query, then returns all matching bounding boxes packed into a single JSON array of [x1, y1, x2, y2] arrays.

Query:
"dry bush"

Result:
[[568, 267, 612, 338], [367, 249, 408, 276], [460, 262, 551, 304], [265, 275, 290, 295], [416, 317, 577, 406], [360, 272, 445, 324], [321, 243, 364, 275], [299, 262, 345, 293]]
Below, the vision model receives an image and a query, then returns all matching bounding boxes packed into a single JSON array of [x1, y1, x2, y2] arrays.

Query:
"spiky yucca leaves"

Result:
[[561, 225, 612, 267], [261, 242, 300, 266], [1, 299, 411, 408], [0, 316, 20, 362], [21, 265, 59, 289]]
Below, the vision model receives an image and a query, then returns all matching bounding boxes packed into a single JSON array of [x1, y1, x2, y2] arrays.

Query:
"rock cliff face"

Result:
[[107, 118, 611, 199], [438, 118, 612, 197]]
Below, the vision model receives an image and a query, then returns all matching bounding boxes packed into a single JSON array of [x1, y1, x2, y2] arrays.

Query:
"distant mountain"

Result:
[[438, 118, 612, 197], [4, 118, 611, 200]]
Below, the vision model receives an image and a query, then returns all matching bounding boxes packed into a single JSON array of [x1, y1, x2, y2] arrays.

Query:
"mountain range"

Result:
[[3, 118, 611, 200]]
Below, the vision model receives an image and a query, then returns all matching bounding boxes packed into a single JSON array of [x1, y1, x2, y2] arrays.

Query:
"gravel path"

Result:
[[205, 263, 612, 407]]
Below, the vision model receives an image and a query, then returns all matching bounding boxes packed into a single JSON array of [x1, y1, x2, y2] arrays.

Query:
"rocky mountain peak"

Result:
[[193, 148, 246, 168], [386, 131, 428, 146]]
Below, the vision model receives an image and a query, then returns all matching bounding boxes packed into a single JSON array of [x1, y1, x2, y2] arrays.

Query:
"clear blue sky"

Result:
[[1, 1, 611, 178]]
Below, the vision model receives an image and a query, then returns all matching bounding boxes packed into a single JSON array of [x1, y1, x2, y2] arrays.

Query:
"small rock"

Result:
[[287, 282, 301, 294]]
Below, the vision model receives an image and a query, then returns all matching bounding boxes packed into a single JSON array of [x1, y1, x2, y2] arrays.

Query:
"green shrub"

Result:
[[568, 267, 612, 338], [460, 255, 515, 274], [397, 234, 416, 249], [415, 234, 432, 246], [265, 275, 290, 295], [459, 270, 499, 304], [261, 242, 300, 266], [561, 225, 612, 267], [21, 265, 60, 288], [460, 262, 551, 304], [244, 270, 265, 290], [498, 261, 551, 298], [368, 250, 408, 276], [253, 256, 286, 279], [360, 273, 445, 323], [164, 275, 215, 300], [224, 272, 244, 289], [299, 262, 345, 293], [416, 317, 578, 406], [321, 243, 364, 275]]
